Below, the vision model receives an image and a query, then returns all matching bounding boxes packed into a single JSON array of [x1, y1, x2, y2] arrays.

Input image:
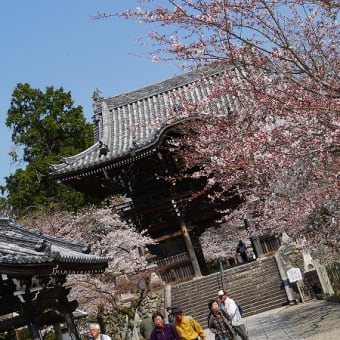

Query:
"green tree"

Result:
[[4, 83, 94, 216]]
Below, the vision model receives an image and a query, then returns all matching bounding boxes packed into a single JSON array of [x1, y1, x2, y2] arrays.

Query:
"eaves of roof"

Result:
[[50, 116, 196, 182], [0, 217, 108, 275]]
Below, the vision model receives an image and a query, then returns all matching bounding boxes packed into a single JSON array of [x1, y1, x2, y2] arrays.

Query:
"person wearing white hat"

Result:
[[217, 291, 248, 340]]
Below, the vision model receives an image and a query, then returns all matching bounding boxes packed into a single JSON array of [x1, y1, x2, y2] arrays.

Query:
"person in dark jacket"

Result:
[[149, 311, 181, 340], [236, 240, 248, 263]]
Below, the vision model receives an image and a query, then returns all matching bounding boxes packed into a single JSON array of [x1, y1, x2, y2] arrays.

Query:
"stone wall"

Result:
[[77, 272, 166, 340], [134, 290, 165, 340], [326, 262, 340, 298], [137, 290, 165, 320], [277, 234, 337, 302]]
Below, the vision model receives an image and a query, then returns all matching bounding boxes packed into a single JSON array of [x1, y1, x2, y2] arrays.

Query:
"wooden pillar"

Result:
[[179, 217, 202, 278], [21, 298, 42, 340], [57, 296, 81, 340], [63, 312, 81, 340], [26, 321, 42, 340], [53, 323, 63, 340]]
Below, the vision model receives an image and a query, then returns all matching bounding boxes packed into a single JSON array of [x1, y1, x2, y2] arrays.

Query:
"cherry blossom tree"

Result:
[[95, 1, 339, 258], [23, 197, 155, 314], [199, 221, 243, 262]]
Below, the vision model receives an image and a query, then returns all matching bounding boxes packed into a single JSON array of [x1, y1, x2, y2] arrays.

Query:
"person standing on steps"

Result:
[[172, 306, 206, 340], [236, 240, 248, 264], [208, 299, 235, 340], [217, 290, 249, 340]]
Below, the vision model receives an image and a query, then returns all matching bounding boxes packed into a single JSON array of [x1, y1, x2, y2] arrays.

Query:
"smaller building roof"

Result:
[[0, 217, 108, 276]]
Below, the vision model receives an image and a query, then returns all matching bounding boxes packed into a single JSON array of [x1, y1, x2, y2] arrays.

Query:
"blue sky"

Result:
[[0, 1, 180, 192]]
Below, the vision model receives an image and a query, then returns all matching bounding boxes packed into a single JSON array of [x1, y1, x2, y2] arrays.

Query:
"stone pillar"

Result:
[[149, 272, 166, 290], [274, 252, 296, 305], [164, 284, 172, 323], [180, 217, 202, 278], [250, 236, 264, 259], [314, 259, 334, 296], [244, 219, 262, 259], [302, 250, 315, 272]]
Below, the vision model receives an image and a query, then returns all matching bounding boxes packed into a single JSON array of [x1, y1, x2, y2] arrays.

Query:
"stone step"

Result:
[[177, 289, 287, 315], [170, 255, 288, 327], [171, 273, 283, 303], [193, 297, 289, 328]]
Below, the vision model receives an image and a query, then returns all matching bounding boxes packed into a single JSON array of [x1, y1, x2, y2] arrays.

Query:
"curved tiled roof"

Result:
[[50, 64, 235, 180], [0, 217, 108, 274]]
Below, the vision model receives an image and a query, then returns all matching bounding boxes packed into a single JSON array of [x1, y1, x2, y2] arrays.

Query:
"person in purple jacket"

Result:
[[149, 311, 181, 340]]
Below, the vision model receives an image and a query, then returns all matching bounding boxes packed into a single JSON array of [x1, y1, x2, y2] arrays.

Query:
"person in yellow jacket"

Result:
[[172, 306, 206, 340]]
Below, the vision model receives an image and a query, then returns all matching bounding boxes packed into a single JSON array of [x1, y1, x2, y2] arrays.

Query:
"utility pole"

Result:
[[219, 259, 225, 291]]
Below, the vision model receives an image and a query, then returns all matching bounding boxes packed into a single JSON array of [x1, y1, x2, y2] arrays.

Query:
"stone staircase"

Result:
[[170, 256, 288, 328]]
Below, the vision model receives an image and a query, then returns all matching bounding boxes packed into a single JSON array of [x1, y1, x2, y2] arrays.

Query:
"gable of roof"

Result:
[[50, 64, 235, 180]]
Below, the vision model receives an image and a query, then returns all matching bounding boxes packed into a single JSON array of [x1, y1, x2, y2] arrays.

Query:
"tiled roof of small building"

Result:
[[0, 217, 108, 274], [50, 64, 235, 180]]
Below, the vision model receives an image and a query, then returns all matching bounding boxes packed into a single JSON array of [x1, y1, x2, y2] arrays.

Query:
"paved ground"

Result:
[[205, 299, 340, 340]]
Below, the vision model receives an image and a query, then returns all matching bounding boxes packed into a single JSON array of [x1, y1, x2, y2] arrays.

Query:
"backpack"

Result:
[[237, 303, 243, 316]]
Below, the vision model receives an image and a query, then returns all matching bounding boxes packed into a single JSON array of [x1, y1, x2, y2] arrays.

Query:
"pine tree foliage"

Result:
[[4, 83, 94, 215]]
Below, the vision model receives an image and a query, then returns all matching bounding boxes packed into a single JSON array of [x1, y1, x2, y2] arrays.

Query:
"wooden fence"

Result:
[[156, 252, 194, 283]]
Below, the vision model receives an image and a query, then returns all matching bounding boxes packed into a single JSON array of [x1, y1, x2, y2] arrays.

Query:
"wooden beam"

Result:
[[154, 230, 182, 242]]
